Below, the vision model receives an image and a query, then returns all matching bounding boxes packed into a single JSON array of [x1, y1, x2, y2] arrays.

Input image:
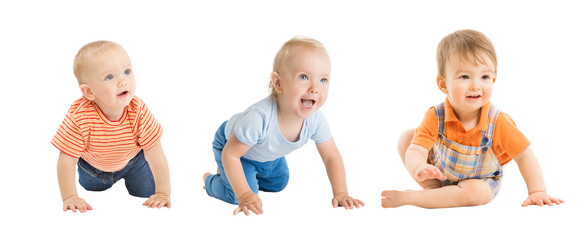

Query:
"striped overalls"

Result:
[[428, 103, 503, 198]]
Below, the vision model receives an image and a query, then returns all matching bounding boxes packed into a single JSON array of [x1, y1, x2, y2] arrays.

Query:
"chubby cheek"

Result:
[[482, 88, 493, 101], [448, 85, 466, 100], [92, 86, 107, 97], [106, 87, 118, 97], [128, 78, 137, 91], [99, 87, 118, 101], [319, 92, 329, 105]]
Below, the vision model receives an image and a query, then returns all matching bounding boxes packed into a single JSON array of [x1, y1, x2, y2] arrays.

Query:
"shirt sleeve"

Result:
[[51, 114, 84, 158], [233, 106, 267, 147], [411, 107, 439, 150], [310, 111, 331, 144], [136, 102, 163, 150], [492, 112, 530, 165]]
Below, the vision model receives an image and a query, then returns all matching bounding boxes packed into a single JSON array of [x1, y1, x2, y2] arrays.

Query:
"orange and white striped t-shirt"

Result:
[[51, 96, 162, 172]]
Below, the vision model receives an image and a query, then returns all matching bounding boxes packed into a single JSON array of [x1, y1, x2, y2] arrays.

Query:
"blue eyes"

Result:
[[104, 69, 131, 81], [459, 75, 491, 80], [298, 74, 328, 84]]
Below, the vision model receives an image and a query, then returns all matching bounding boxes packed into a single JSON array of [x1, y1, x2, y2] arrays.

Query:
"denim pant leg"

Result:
[[205, 121, 260, 204], [78, 158, 114, 191], [121, 150, 155, 198], [257, 157, 289, 192]]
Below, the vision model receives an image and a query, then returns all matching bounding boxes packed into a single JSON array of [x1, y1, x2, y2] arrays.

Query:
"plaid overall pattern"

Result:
[[428, 103, 503, 198]]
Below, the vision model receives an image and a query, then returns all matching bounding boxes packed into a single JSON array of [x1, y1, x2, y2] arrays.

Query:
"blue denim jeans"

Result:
[[205, 121, 290, 204], [77, 150, 155, 198]]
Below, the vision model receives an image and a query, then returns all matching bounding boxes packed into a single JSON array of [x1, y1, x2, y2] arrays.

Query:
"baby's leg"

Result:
[[397, 129, 441, 189], [381, 179, 493, 208], [205, 159, 260, 204], [257, 157, 289, 192], [123, 153, 155, 198], [77, 158, 114, 192], [202, 168, 220, 189]]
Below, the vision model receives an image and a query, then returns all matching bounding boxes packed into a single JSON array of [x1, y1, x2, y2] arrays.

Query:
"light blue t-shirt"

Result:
[[224, 96, 331, 163]]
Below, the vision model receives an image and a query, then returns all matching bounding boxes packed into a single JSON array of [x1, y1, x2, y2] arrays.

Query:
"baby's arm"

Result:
[[315, 137, 364, 209], [404, 144, 446, 181], [57, 152, 92, 212], [143, 141, 171, 208], [222, 133, 262, 216], [514, 147, 563, 207]]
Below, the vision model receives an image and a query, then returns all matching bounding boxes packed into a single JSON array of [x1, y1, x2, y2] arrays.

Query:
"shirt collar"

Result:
[[444, 98, 491, 131]]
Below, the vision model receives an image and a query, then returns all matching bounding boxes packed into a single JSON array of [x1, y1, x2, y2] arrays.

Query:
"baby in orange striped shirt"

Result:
[[52, 41, 171, 212]]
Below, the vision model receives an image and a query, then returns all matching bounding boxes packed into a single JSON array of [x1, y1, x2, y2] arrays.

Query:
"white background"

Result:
[[1, 0, 581, 239]]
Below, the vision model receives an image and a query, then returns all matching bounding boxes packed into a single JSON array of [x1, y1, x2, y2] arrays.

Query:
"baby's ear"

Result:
[[436, 76, 448, 94], [80, 84, 95, 100], [270, 72, 283, 93]]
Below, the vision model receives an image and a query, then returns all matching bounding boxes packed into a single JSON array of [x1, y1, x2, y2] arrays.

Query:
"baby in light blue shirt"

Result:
[[203, 36, 364, 216]]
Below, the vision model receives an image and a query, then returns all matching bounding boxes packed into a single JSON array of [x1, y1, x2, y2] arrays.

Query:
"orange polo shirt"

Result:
[[412, 99, 530, 166], [51, 96, 162, 172]]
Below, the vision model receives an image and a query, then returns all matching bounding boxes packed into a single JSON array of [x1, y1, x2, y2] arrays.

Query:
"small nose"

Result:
[[309, 80, 319, 94], [470, 79, 481, 91], [309, 86, 319, 94], [118, 77, 127, 88]]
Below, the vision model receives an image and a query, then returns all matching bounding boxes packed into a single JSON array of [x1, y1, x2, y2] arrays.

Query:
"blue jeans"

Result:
[[205, 121, 289, 204], [77, 150, 155, 198]]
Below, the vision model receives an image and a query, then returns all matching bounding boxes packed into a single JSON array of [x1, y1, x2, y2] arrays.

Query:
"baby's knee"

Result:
[[461, 181, 493, 206], [259, 176, 289, 193], [270, 177, 289, 192], [398, 129, 415, 147], [272, 179, 289, 192]]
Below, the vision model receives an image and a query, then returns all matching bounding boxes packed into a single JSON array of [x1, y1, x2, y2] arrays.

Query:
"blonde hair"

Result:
[[270, 36, 328, 96], [436, 29, 497, 78], [73, 40, 124, 84]]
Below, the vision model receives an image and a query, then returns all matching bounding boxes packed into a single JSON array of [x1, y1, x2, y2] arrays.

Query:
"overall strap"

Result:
[[480, 104, 501, 148], [434, 102, 446, 135]]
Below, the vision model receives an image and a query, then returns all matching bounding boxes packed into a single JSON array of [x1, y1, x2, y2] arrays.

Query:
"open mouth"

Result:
[[301, 99, 315, 110], [117, 91, 129, 97], [466, 94, 481, 99]]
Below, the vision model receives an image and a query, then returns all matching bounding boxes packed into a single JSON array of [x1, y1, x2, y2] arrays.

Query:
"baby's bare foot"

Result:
[[381, 190, 412, 208], [203, 172, 212, 189]]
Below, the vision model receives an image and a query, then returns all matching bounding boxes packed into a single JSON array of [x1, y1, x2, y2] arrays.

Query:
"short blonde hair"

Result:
[[436, 29, 497, 78], [270, 36, 328, 96], [73, 40, 123, 84]]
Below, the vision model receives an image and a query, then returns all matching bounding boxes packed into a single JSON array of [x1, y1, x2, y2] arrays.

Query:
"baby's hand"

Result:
[[332, 193, 365, 209], [63, 195, 93, 213], [234, 191, 263, 216], [522, 192, 564, 207], [413, 164, 446, 182], [143, 193, 171, 208]]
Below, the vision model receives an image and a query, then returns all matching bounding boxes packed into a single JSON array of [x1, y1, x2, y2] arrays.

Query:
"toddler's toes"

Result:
[[203, 172, 212, 189]]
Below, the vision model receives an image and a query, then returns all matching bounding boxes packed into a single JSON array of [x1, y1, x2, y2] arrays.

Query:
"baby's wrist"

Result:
[[62, 194, 79, 201], [333, 192, 349, 198], [528, 190, 547, 196], [236, 190, 255, 200]]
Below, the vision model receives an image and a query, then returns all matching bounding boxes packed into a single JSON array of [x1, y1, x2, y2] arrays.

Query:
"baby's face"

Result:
[[441, 52, 495, 116], [276, 46, 331, 120], [81, 46, 136, 114]]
